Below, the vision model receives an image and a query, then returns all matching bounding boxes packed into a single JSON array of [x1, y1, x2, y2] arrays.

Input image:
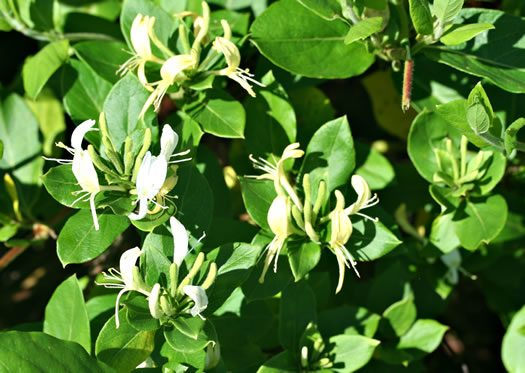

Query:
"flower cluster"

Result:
[[119, 2, 264, 118], [45, 114, 191, 230], [249, 143, 379, 293], [99, 216, 215, 327]]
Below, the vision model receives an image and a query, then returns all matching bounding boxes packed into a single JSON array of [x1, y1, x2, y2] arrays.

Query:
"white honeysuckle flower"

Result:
[[170, 216, 189, 267], [329, 190, 359, 294], [183, 285, 208, 319], [45, 119, 101, 230], [211, 36, 264, 97], [71, 151, 101, 230], [129, 151, 168, 220], [139, 54, 197, 118], [249, 143, 305, 211], [117, 14, 163, 85], [148, 283, 163, 319], [99, 247, 150, 328], [259, 195, 293, 283], [159, 124, 192, 163], [344, 175, 379, 220]]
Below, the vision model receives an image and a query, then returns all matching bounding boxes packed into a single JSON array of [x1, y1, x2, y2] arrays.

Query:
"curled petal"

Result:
[[183, 285, 208, 318], [119, 247, 142, 288], [71, 119, 96, 152], [345, 175, 372, 215], [170, 216, 189, 267], [148, 283, 163, 319], [128, 197, 148, 221], [160, 124, 179, 161]]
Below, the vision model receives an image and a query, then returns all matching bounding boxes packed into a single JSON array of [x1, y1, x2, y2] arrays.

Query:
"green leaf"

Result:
[[257, 350, 297, 373], [288, 240, 321, 282], [103, 73, 156, 153], [57, 210, 130, 266], [0, 331, 113, 373], [17, 0, 54, 31], [95, 309, 155, 372], [355, 141, 395, 190], [0, 93, 43, 211], [208, 242, 261, 312], [251, 0, 374, 79], [345, 17, 383, 45], [164, 319, 217, 353], [504, 117, 525, 154], [423, 9, 525, 93], [467, 82, 494, 134], [408, 0, 433, 35], [23, 40, 69, 100], [25, 88, 65, 156], [300, 116, 355, 201], [319, 305, 381, 338], [74, 41, 131, 84], [142, 227, 172, 287], [172, 317, 205, 340], [245, 70, 297, 157], [349, 217, 402, 262], [407, 110, 462, 182], [429, 213, 461, 253], [328, 334, 380, 372], [296, 0, 342, 21], [191, 90, 246, 138], [170, 164, 214, 237], [43, 275, 91, 353], [42, 165, 90, 209], [280, 280, 317, 353], [474, 150, 506, 195], [0, 223, 18, 242], [239, 177, 277, 230], [61, 59, 112, 121], [440, 23, 494, 46], [502, 306, 525, 373], [434, 0, 464, 24], [452, 194, 507, 250], [380, 295, 417, 338], [397, 319, 448, 353], [435, 99, 490, 148]]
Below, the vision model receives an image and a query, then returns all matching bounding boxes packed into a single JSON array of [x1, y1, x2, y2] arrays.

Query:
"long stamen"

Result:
[[71, 191, 90, 206], [355, 212, 379, 222], [339, 244, 360, 278]]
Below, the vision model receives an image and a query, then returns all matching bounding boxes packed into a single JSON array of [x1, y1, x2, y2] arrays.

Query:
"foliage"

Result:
[[1, 0, 524, 372]]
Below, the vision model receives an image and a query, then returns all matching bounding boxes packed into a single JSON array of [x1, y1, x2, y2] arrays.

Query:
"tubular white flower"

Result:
[[170, 216, 189, 267], [129, 152, 168, 220], [259, 195, 293, 283], [99, 247, 150, 328], [139, 54, 197, 118], [71, 151, 101, 230], [159, 124, 192, 164], [45, 119, 101, 230], [183, 285, 208, 319], [148, 283, 163, 319], [211, 36, 264, 97]]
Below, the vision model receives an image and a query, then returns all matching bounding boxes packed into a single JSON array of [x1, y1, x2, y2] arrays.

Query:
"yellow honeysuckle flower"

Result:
[[118, 14, 163, 86], [211, 35, 264, 97], [139, 54, 197, 118], [249, 143, 305, 211], [259, 195, 293, 283]]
